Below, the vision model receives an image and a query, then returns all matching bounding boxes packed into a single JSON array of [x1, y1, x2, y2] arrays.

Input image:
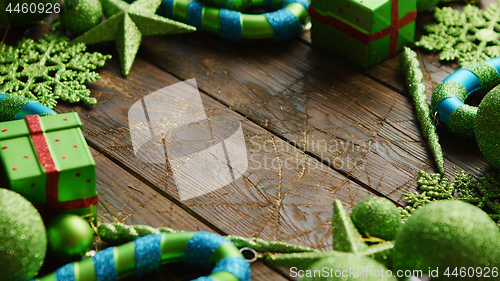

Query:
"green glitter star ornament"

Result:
[[73, 0, 196, 76], [416, 4, 500, 66], [0, 34, 111, 108]]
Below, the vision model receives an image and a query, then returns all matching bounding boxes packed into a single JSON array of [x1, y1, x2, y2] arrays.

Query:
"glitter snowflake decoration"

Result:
[[416, 3, 500, 66], [0, 34, 111, 108]]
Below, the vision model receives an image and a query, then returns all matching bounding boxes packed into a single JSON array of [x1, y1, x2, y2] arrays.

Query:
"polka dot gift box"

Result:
[[308, 0, 417, 68], [0, 113, 97, 222]]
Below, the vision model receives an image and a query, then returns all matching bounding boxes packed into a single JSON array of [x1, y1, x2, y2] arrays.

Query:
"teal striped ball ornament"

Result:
[[476, 85, 500, 170]]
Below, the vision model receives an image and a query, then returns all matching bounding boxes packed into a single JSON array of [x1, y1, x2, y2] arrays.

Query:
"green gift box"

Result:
[[309, 0, 417, 68], [0, 112, 97, 221]]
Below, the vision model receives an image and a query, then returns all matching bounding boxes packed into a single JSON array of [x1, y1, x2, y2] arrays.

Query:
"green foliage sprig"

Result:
[[400, 170, 500, 224]]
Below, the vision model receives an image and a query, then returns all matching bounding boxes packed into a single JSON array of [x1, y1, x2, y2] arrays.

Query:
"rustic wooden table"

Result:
[[4, 0, 498, 279]]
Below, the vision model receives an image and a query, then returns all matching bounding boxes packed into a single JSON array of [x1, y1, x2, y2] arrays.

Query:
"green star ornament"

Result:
[[72, 0, 195, 76]]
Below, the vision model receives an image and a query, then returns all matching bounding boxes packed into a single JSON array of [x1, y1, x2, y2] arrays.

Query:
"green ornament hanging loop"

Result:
[[431, 57, 500, 139]]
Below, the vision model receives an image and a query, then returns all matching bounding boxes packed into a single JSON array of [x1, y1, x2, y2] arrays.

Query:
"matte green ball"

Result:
[[47, 214, 94, 261], [416, 0, 441, 12], [59, 0, 103, 35], [392, 201, 500, 281], [0, 0, 58, 25], [300, 253, 397, 280], [0, 188, 47, 281], [351, 197, 402, 241], [476, 86, 500, 170]]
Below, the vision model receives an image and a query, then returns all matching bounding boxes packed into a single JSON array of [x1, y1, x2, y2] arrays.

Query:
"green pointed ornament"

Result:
[[265, 242, 394, 270], [72, 0, 196, 76], [332, 199, 368, 253]]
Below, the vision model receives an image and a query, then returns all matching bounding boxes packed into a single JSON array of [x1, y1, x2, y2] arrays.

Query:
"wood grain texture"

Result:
[[138, 1, 495, 203], [55, 55, 377, 253], [92, 144, 288, 281], [136, 34, 466, 204]]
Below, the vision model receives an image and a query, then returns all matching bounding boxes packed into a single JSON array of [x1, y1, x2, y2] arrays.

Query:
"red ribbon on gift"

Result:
[[25, 115, 98, 214], [309, 0, 417, 57]]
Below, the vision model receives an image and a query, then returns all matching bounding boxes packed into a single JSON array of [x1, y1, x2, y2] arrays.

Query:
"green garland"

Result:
[[400, 170, 500, 224]]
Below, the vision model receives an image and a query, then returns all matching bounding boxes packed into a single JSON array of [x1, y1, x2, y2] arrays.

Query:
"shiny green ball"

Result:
[[300, 253, 397, 280], [47, 214, 94, 261], [351, 197, 402, 241], [0, 188, 47, 281], [0, 0, 58, 25], [416, 0, 441, 12], [59, 0, 103, 35], [392, 201, 500, 281], [476, 86, 500, 170]]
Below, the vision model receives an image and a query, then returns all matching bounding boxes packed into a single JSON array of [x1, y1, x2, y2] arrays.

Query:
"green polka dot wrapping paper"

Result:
[[0, 113, 98, 222], [308, 0, 417, 68]]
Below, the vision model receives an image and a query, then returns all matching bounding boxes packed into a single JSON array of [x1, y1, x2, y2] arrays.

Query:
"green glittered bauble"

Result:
[[392, 201, 500, 281], [59, 0, 103, 35], [476, 86, 500, 170], [351, 197, 402, 241], [47, 214, 94, 261], [0, 188, 47, 281], [300, 253, 397, 280], [416, 0, 441, 12], [0, 0, 58, 25]]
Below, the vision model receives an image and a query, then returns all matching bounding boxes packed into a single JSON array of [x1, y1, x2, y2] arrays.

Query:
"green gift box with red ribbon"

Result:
[[0, 112, 97, 221], [309, 0, 417, 68]]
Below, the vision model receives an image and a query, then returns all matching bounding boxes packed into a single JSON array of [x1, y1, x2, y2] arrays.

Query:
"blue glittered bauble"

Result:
[[476, 85, 500, 170], [392, 200, 500, 281], [0, 188, 47, 281]]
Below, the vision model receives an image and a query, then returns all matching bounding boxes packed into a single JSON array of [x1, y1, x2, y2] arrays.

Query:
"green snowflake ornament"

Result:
[[416, 4, 500, 66], [0, 34, 111, 108]]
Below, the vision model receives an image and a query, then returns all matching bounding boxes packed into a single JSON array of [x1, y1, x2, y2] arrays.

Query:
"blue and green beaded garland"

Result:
[[33, 231, 251, 281], [432, 58, 500, 139], [159, 0, 309, 42]]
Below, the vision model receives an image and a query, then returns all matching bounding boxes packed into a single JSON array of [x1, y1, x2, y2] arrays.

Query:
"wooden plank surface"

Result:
[[136, 34, 476, 205], [92, 146, 287, 281], [3, 1, 497, 279], [56, 56, 377, 252]]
